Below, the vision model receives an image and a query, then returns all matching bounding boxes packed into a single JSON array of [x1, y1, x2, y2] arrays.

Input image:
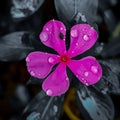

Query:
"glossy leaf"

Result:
[[11, 0, 45, 19], [23, 91, 65, 120], [54, 0, 98, 26], [0, 32, 34, 61], [76, 85, 114, 120], [94, 59, 120, 94]]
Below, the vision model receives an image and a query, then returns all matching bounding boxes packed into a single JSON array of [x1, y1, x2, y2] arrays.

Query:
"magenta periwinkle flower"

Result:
[[26, 20, 102, 96]]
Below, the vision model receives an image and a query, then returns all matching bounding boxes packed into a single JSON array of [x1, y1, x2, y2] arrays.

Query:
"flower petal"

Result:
[[67, 56, 102, 85], [68, 24, 98, 58], [39, 20, 66, 54], [26, 52, 59, 78], [42, 63, 69, 96]]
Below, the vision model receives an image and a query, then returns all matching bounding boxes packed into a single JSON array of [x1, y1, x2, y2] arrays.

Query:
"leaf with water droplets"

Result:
[[11, 0, 45, 19], [23, 91, 65, 120], [0, 32, 34, 61], [76, 85, 114, 120], [54, 0, 98, 26], [93, 59, 120, 94]]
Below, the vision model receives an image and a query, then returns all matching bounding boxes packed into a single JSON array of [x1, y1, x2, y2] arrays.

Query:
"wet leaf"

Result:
[[11, 0, 45, 19], [93, 59, 120, 94], [54, 0, 98, 27], [76, 85, 114, 120], [0, 32, 34, 61], [101, 37, 120, 58], [23, 91, 65, 120]]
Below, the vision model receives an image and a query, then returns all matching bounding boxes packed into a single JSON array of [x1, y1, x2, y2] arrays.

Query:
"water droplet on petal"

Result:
[[38, 73, 41, 76], [84, 71, 89, 77], [60, 27, 63, 30], [81, 77, 84, 81], [46, 28, 49, 31], [46, 89, 52, 96], [83, 34, 89, 41], [85, 82, 89, 86], [81, 78, 89, 86], [48, 57, 55, 64], [71, 29, 78, 37], [91, 65, 98, 73], [30, 71, 35, 76], [72, 51, 74, 53], [91, 27, 94, 29], [66, 77, 69, 81], [75, 43, 79, 46], [76, 75, 79, 78], [26, 57, 30, 62], [40, 32, 48, 42]]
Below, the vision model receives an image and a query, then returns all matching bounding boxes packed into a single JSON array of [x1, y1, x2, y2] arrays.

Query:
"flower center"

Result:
[[60, 55, 70, 63]]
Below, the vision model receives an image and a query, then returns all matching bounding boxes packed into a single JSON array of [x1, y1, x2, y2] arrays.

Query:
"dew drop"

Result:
[[40, 32, 48, 42], [60, 27, 63, 30], [76, 75, 79, 78], [85, 82, 89, 86], [66, 77, 69, 81], [46, 28, 49, 31], [84, 71, 89, 77], [46, 89, 52, 96], [91, 27, 94, 29], [75, 43, 79, 46], [72, 51, 74, 53], [81, 78, 89, 86], [83, 34, 89, 41], [71, 29, 78, 37], [48, 57, 54, 64], [91, 65, 98, 73], [81, 78, 85, 81], [38, 73, 41, 76], [26, 57, 30, 62], [30, 71, 35, 76]]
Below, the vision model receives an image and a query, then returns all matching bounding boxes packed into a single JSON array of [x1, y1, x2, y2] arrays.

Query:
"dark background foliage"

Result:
[[0, 0, 120, 120]]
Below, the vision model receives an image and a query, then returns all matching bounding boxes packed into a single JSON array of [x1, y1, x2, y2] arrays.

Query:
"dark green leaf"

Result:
[[76, 85, 114, 120], [0, 32, 34, 61], [23, 91, 65, 120], [11, 0, 45, 19], [94, 59, 120, 94], [54, 0, 98, 27]]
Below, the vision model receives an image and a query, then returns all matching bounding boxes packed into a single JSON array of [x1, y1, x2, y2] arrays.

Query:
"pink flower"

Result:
[[26, 20, 102, 96]]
